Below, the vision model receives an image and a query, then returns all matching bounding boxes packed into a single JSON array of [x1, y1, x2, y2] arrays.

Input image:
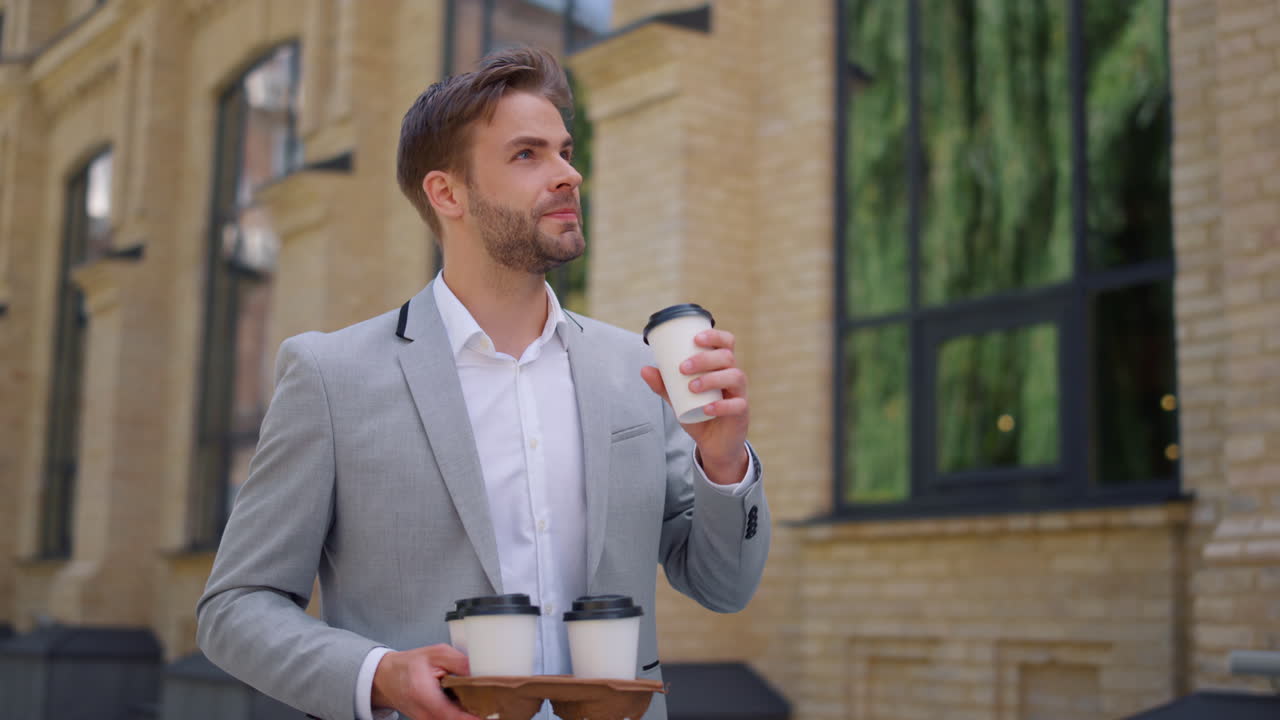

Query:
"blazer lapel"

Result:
[[559, 314, 612, 586], [397, 282, 503, 593]]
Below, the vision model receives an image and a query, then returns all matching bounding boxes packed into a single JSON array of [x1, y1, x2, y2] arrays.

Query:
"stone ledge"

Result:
[[569, 23, 699, 124], [253, 168, 355, 241], [793, 502, 1190, 543]]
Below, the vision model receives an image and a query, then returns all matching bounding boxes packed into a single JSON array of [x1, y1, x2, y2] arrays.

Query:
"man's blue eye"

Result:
[[515, 149, 533, 160]]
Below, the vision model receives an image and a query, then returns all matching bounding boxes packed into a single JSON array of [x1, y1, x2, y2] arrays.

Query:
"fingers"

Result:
[[694, 328, 735, 350], [640, 366, 670, 402], [680, 348, 735, 376], [424, 681, 482, 720], [420, 679, 482, 720], [688, 368, 747, 398], [702, 396, 748, 417], [425, 644, 471, 677]]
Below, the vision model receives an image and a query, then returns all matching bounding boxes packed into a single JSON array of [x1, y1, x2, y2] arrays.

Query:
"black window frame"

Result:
[[40, 146, 113, 557], [190, 42, 302, 548], [832, 0, 1182, 520]]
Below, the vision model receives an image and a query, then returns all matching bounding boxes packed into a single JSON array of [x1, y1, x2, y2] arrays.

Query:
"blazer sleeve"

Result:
[[655, 399, 771, 613], [196, 334, 379, 720]]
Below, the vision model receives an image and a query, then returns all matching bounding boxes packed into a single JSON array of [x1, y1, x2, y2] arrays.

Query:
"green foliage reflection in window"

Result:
[[839, 0, 1175, 508], [844, 325, 909, 503], [937, 324, 1059, 473]]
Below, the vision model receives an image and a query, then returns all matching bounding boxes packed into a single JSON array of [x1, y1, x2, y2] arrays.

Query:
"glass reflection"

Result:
[[937, 323, 1059, 472], [844, 324, 910, 503], [844, 0, 910, 318], [919, 0, 1072, 305], [237, 45, 301, 206], [1092, 280, 1178, 485], [84, 150, 113, 260], [1085, 0, 1171, 269]]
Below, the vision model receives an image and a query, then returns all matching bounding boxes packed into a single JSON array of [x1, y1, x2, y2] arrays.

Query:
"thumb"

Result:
[[640, 366, 670, 403]]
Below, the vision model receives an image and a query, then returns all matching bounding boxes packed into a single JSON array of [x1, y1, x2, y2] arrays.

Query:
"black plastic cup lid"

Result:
[[445, 609, 462, 622], [464, 603, 541, 617], [455, 593, 531, 612], [562, 594, 644, 621], [642, 304, 714, 345], [456, 593, 539, 618]]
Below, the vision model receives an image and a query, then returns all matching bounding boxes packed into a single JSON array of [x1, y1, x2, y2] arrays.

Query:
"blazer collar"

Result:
[[556, 312, 612, 585], [395, 280, 503, 593]]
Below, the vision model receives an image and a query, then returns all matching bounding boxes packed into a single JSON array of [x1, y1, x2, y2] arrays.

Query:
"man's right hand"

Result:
[[371, 645, 480, 720]]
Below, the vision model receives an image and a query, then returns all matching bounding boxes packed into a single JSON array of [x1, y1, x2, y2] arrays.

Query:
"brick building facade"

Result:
[[0, 0, 1276, 718]]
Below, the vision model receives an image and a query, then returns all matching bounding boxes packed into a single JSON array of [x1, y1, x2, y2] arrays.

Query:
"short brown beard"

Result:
[[468, 187, 585, 275]]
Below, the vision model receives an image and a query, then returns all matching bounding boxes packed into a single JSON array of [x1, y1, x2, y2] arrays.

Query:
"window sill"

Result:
[[15, 553, 72, 568], [790, 493, 1192, 543]]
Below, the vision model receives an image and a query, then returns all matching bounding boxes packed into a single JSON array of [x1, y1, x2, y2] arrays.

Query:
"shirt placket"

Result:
[[515, 357, 555, 675]]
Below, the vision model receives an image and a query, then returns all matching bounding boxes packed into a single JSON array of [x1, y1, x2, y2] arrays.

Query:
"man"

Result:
[[197, 47, 770, 720]]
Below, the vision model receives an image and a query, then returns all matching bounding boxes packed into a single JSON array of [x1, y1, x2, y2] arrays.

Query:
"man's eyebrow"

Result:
[[505, 136, 575, 150]]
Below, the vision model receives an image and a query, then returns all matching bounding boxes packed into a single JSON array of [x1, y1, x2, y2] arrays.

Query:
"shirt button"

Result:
[[530, 437, 539, 449], [543, 605, 553, 616], [537, 519, 547, 532]]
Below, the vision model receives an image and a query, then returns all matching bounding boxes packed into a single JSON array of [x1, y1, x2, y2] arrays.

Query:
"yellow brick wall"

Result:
[[794, 507, 1188, 720]]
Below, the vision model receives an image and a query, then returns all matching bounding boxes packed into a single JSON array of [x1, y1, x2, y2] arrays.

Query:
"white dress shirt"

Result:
[[357, 274, 756, 720]]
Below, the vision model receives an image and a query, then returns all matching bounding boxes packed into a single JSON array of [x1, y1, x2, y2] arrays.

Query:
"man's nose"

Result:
[[551, 155, 583, 191]]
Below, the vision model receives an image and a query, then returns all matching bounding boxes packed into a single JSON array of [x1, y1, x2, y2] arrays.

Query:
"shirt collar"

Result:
[[432, 271, 568, 360]]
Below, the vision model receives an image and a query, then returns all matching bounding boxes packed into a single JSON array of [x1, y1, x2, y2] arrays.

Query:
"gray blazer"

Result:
[[196, 282, 771, 720]]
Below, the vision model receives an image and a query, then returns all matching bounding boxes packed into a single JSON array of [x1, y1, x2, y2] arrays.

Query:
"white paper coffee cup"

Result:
[[563, 595, 643, 680], [444, 608, 466, 654], [458, 594, 539, 676], [643, 304, 721, 424]]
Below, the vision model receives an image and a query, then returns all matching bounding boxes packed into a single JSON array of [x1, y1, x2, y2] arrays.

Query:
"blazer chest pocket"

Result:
[[610, 422, 654, 443]]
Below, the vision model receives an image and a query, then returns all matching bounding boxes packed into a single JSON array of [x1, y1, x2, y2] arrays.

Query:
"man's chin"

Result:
[[545, 231, 585, 258]]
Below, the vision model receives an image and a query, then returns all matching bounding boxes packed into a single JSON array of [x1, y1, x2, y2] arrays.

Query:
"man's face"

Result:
[[463, 91, 585, 275]]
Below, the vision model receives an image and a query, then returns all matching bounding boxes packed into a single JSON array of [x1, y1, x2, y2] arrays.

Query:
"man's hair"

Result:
[[396, 47, 574, 238]]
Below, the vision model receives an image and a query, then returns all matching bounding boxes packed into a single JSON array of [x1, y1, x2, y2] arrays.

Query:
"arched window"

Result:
[[191, 44, 302, 546]]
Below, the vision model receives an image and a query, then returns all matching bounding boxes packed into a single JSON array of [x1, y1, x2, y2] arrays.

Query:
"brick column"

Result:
[[1175, 0, 1280, 691]]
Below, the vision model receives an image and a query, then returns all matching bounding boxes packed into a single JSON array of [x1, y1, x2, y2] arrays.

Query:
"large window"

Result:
[[42, 148, 113, 556], [836, 0, 1176, 515], [191, 45, 301, 546], [445, 0, 609, 312]]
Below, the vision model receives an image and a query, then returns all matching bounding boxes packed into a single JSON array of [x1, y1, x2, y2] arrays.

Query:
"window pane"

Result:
[[490, 0, 567, 54], [844, 0, 909, 318], [449, 0, 486, 73], [844, 324, 909, 503], [569, 0, 612, 50], [1085, 0, 1171, 269], [238, 45, 301, 205], [226, 274, 274, 509], [919, 0, 1072, 305], [937, 322, 1059, 473], [1092, 280, 1177, 485], [84, 150, 113, 261]]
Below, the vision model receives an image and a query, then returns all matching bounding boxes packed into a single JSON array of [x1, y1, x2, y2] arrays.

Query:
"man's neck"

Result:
[[442, 263, 549, 358]]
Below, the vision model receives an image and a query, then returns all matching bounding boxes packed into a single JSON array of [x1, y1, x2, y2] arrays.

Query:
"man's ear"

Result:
[[424, 170, 466, 222]]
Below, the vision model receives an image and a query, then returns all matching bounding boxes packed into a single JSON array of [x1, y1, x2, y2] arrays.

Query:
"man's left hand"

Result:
[[641, 328, 750, 485]]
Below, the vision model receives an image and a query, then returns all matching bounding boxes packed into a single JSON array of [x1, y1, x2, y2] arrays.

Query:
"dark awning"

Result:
[[1126, 690, 1280, 719], [663, 662, 790, 720]]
